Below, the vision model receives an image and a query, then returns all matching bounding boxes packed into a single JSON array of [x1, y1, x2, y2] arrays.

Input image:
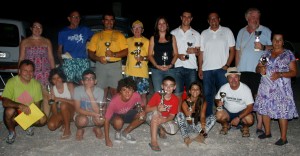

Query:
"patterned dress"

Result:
[[254, 49, 298, 119], [25, 46, 51, 87]]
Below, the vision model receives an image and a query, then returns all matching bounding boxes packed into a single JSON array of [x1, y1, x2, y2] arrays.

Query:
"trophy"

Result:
[[254, 31, 262, 51], [217, 92, 226, 111], [162, 52, 168, 67], [105, 42, 111, 60], [186, 100, 195, 122], [46, 84, 55, 105], [259, 56, 269, 76], [97, 101, 108, 120], [135, 102, 144, 120], [186, 42, 193, 59], [130, 42, 143, 68], [158, 90, 169, 111]]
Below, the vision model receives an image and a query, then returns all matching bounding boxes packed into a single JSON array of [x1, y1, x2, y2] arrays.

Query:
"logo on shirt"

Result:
[[68, 34, 84, 43]]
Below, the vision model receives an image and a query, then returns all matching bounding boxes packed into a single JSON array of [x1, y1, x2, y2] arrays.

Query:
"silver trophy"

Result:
[[217, 92, 226, 111], [46, 84, 55, 105], [186, 100, 194, 121], [162, 52, 168, 67], [186, 42, 193, 59], [158, 90, 169, 111], [254, 31, 262, 51], [130, 42, 143, 68], [97, 101, 108, 120], [259, 56, 269, 76], [105, 42, 111, 60], [135, 102, 144, 120]]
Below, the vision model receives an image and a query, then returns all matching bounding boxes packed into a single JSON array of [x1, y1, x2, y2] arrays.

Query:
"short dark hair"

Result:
[[117, 77, 137, 92], [19, 59, 35, 71], [48, 68, 67, 85], [102, 10, 115, 20], [81, 69, 96, 80], [162, 76, 176, 85]]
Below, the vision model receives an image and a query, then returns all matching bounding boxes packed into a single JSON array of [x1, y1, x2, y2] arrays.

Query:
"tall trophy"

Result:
[[135, 102, 144, 120], [186, 100, 195, 122], [254, 31, 262, 51], [130, 42, 143, 68], [46, 84, 55, 105], [186, 42, 193, 59], [217, 92, 226, 111], [162, 52, 168, 67], [158, 90, 169, 111], [105, 42, 111, 60], [97, 101, 108, 120], [259, 56, 269, 76]]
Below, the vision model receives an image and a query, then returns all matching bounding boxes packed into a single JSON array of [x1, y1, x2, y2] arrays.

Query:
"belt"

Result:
[[106, 60, 121, 63]]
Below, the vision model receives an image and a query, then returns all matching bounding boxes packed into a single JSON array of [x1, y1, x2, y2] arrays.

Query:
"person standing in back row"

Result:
[[171, 10, 201, 112], [198, 12, 235, 117], [235, 8, 272, 135], [57, 10, 94, 85]]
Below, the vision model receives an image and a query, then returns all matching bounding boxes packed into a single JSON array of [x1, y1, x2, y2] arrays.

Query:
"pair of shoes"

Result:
[[149, 143, 161, 151], [240, 127, 250, 137], [6, 131, 16, 144], [256, 129, 264, 135], [114, 131, 122, 143], [219, 126, 229, 135], [275, 138, 288, 146], [258, 133, 272, 139], [121, 131, 136, 144], [25, 127, 34, 136]]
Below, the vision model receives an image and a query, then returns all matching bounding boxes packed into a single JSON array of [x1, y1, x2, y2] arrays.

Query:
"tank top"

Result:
[[153, 37, 174, 68], [53, 83, 71, 99]]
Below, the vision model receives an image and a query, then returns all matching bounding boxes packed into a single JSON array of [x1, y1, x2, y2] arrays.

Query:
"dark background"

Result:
[[0, 0, 298, 41]]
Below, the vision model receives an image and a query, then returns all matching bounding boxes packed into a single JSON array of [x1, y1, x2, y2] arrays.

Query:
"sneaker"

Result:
[[114, 131, 121, 143], [26, 127, 34, 136], [6, 131, 16, 144], [121, 131, 136, 144]]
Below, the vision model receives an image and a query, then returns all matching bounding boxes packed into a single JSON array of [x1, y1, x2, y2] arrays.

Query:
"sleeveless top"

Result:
[[153, 37, 174, 68], [53, 83, 71, 99]]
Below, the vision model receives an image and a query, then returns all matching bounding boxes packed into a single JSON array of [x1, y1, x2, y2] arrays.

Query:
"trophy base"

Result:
[[254, 49, 260, 51]]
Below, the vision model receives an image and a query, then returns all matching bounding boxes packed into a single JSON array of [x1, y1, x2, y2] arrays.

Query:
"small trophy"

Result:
[[105, 42, 111, 60], [158, 90, 169, 111], [97, 101, 108, 120], [217, 92, 226, 111], [254, 31, 262, 51], [186, 100, 194, 122], [46, 84, 55, 105], [162, 52, 168, 67], [186, 42, 193, 59], [131, 42, 143, 68], [135, 102, 144, 120], [259, 56, 269, 76]]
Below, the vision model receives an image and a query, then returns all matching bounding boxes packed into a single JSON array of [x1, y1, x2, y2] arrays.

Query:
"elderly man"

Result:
[[215, 67, 254, 137]]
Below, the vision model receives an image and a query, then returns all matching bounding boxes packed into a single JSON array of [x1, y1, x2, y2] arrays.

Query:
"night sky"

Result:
[[0, 0, 298, 41]]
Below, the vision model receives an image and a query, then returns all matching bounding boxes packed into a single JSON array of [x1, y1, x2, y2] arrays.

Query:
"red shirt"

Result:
[[148, 92, 178, 117]]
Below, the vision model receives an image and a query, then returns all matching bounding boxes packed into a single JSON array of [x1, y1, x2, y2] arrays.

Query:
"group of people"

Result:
[[1, 7, 298, 152]]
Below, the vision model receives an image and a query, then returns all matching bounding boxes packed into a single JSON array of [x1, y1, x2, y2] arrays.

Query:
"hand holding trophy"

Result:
[[254, 31, 262, 51], [186, 42, 193, 59], [97, 101, 108, 120], [131, 42, 143, 68], [158, 90, 168, 111], [135, 102, 144, 120], [186, 100, 194, 124], [217, 92, 226, 111], [105, 42, 111, 61], [162, 52, 168, 67], [259, 56, 269, 76], [46, 84, 55, 105]]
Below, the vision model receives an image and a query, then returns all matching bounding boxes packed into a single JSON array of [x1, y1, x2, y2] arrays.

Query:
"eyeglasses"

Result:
[[32, 25, 42, 29], [83, 77, 95, 81], [70, 16, 81, 19]]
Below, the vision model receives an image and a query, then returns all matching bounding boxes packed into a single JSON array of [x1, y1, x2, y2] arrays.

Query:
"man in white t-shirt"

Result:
[[215, 67, 254, 137]]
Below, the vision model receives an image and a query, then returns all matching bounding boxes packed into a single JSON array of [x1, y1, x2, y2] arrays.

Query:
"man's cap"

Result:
[[225, 67, 241, 77], [132, 20, 143, 28]]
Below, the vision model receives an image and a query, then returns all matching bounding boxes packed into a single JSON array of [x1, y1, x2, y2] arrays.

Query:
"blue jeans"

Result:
[[150, 68, 176, 93], [174, 67, 198, 96], [203, 68, 227, 117]]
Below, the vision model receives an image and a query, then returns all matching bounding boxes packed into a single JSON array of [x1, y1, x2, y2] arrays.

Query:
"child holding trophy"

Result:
[[145, 76, 179, 152]]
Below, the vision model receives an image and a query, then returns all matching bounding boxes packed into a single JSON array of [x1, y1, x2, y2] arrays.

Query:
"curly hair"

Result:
[[117, 77, 137, 93], [48, 68, 67, 85]]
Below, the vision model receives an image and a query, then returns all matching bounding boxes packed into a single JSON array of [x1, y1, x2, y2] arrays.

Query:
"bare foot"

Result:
[[184, 137, 192, 147], [60, 130, 71, 140], [93, 127, 104, 139], [76, 129, 84, 141], [193, 134, 205, 144]]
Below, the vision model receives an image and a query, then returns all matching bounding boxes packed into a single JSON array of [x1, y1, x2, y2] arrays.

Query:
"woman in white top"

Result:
[[47, 68, 75, 140]]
